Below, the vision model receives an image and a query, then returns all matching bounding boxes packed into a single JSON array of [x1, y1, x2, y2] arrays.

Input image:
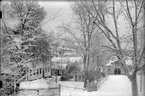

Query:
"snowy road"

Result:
[[96, 75, 132, 96], [61, 75, 132, 96]]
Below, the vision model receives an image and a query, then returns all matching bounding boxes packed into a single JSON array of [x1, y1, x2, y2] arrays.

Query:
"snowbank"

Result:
[[58, 81, 84, 89], [20, 78, 57, 89]]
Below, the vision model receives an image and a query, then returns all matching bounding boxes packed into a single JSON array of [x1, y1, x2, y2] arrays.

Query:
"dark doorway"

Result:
[[114, 68, 121, 75]]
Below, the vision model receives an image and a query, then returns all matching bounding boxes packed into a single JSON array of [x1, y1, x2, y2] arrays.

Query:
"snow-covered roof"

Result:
[[125, 60, 133, 66], [68, 57, 82, 62], [105, 60, 117, 66], [52, 57, 82, 63], [1, 69, 19, 75], [52, 63, 67, 69], [105, 59, 133, 66], [57, 47, 75, 51], [26, 62, 33, 69], [63, 52, 77, 56]]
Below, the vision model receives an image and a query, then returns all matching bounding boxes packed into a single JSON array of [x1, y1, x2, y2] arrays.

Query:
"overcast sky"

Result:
[[38, 1, 134, 49], [38, 1, 133, 36], [5, 1, 143, 49], [38, 1, 73, 35]]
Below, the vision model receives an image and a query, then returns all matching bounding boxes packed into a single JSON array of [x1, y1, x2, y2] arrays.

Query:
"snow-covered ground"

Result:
[[19, 75, 132, 96], [60, 75, 132, 96], [20, 78, 57, 89], [96, 75, 132, 96]]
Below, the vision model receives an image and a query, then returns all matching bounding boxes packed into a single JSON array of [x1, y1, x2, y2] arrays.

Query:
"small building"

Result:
[[104, 57, 133, 75], [106, 60, 126, 75]]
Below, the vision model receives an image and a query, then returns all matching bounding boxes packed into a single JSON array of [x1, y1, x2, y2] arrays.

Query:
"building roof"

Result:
[[1, 69, 19, 75], [125, 60, 133, 66], [105, 59, 133, 66], [51, 63, 67, 69], [105, 60, 116, 66], [52, 57, 82, 63]]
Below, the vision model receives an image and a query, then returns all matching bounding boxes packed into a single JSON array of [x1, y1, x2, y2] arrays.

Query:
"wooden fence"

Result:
[[87, 76, 108, 92]]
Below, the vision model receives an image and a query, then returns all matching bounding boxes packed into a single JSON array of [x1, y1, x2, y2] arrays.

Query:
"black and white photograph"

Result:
[[0, 0, 145, 96]]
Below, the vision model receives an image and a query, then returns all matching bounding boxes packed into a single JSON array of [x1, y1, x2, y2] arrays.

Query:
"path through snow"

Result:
[[61, 75, 132, 96]]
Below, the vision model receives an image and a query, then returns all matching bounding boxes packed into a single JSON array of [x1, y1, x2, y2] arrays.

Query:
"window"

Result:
[[40, 68, 41, 74], [37, 69, 39, 75], [33, 72, 35, 75], [45, 68, 47, 73]]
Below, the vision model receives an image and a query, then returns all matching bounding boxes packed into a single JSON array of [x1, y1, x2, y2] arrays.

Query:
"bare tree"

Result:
[[58, 1, 106, 88], [80, 0, 144, 96]]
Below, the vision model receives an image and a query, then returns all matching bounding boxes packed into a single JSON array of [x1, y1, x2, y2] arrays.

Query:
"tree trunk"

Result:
[[84, 70, 88, 88], [42, 68, 45, 78], [143, 71, 145, 96], [83, 55, 87, 88], [131, 74, 138, 96], [55, 75, 57, 83]]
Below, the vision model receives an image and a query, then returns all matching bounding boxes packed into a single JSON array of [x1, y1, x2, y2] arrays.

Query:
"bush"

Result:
[[0, 75, 15, 95], [60, 75, 73, 81], [86, 69, 96, 83], [101, 72, 106, 77], [60, 76, 68, 81]]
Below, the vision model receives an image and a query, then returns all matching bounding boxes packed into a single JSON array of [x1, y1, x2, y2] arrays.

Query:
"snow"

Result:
[[105, 59, 133, 66], [58, 81, 85, 90], [96, 75, 132, 96], [1, 69, 19, 75], [20, 78, 57, 89], [105, 60, 116, 66], [52, 57, 82, 63], [60, 75, 132, 96], [125, 60, 133, 66], [52, 63, 67, 69], [20, 79, 49, 89], [19, 75, 132, 96]]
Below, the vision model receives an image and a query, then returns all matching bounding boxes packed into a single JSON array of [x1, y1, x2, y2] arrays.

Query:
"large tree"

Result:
[[1, 1, 60, 92], [79, 0, 144, 96], [1, 0, 60, 70], [58, 1, 106, 88]]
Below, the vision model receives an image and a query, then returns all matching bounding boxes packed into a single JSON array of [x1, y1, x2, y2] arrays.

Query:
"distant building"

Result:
[[51, 46, 83, 70], [104, 56, 133, 75], [105, 60, 125, 75]]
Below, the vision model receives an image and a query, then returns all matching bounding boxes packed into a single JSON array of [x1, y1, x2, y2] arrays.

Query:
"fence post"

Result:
[[96, 81, 98, 91], [55, 75, 57, 83], [37, 90, 39, 95], [59, 84, 61, 96], [87, 80, 90, 92]]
